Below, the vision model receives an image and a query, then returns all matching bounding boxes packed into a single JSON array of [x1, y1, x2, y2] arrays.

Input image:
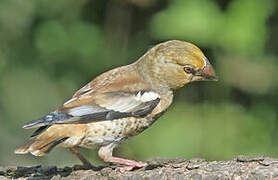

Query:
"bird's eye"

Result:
[[184, 66, 195, 74]]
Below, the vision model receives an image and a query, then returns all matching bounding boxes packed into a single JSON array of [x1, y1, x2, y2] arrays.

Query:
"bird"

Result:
[[14, 40, 217, 172]]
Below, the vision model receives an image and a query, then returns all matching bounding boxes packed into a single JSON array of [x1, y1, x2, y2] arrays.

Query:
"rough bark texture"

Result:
[[1, 155, 277, 180]]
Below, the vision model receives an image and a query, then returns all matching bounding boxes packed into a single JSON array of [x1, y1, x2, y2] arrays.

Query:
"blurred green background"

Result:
[[0, 0, 277, 167]]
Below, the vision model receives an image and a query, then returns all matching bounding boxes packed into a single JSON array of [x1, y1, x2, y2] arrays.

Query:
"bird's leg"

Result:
[[98, 145, 147, 172], [70, 147, 96, 170]]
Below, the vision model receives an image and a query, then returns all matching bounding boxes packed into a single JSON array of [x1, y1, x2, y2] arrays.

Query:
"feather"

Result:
[[22, 112, 71, 129], [69, 106, 100, 116], [14, 137, 69, 156]]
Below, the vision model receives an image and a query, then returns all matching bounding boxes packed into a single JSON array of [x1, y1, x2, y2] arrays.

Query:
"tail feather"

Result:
[[39, 137, 69, 154], [14, 140, 36, 154], [22, 117, 47, 129], [14, 137, 69, 156], [22, 112, 70, 129], [30, 126, 50, 138]]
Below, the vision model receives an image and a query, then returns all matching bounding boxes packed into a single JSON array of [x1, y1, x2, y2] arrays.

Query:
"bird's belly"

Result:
[[79, 117, 152, 149]]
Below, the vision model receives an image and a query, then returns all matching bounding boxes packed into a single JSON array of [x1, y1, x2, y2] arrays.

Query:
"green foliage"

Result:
[[0, 0, 35, 39], [151, 0, 223, 46], [220, 0, 273, 55], [0, 0, 277, 166], [35, 21, 102, 58], [35, 21, 71, 54], [151, 0, 273, 55], [0, 51, 5, 73]]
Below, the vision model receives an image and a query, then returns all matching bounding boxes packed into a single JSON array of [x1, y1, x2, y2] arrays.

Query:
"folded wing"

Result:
[[22, 90, 160, 131]]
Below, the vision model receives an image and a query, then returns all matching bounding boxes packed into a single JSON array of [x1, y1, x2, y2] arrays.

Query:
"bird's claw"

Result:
[[116, 161, 148, 173]]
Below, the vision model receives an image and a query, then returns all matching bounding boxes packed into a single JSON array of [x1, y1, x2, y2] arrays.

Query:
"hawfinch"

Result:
[[15, 40, 217, 172]]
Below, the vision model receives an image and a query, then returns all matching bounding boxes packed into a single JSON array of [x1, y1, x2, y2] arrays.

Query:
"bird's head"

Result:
[[137, 40, 217, 90]]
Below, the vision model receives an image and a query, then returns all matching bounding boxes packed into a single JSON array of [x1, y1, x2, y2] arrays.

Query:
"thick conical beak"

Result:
[[197, 57, 218, 81]]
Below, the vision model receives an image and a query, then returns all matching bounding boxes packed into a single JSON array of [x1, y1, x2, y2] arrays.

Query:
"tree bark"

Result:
[[1, 155, 277, 180]]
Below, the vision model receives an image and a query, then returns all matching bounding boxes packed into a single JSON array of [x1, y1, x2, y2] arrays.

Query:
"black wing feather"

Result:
[[59, 98, 160, 124]]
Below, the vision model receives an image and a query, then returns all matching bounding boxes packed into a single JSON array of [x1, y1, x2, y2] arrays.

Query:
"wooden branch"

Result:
[[1, 155, 277, 179]]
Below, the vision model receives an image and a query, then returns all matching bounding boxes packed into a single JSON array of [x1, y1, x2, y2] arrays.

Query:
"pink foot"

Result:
[[108, 157, 147, 172], [117, 162, 148, 173]]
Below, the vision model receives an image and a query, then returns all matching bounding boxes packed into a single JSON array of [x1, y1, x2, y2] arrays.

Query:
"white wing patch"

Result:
[[69, 106, 99, 116], [111, 91, 159, 112], [135, 91, 159, 102], [106, 98, 141, 112], [97, 91, 160, 113]]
